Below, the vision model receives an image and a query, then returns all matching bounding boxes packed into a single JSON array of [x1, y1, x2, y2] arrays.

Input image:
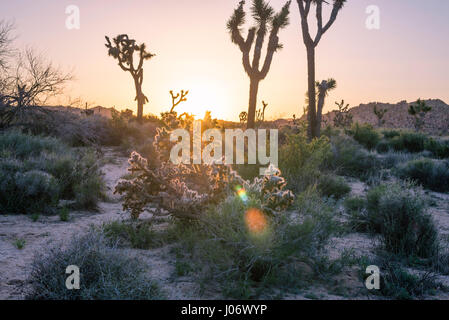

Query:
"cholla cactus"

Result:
[[115, 148, 294, 219], [250, 164, 294, 214]]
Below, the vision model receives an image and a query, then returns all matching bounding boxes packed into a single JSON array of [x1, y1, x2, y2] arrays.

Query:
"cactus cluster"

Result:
[[115, 135, 294, 220]]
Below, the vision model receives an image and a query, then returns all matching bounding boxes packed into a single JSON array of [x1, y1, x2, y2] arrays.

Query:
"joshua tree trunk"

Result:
[[134, 77, 144, 121], [306, 46, 317, 138], [296, 0, 346, 139], [247, 78, 260, 129]]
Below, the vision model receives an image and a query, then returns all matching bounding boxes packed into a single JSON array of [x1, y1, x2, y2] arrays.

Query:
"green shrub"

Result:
[[326, 135, 381, 179], [0, 131, 105, 213], [347, 123, 381, 150], [396, 158, 449, 192], [14, 238, 26, 250], [59, 207, 69, 222], [389, 132, 427, 153], [317, 174, 351, 199], [382, 131, 449, 158], [27, 231, 163, 300], [0, 169, 60, 213], [376, 140, 390, 153], [171, 189, 335, 298], [359, 182, 438, 258], [103, 220, 168, 249], [279, 133, 331, 192], [382, 130, 400, 139]]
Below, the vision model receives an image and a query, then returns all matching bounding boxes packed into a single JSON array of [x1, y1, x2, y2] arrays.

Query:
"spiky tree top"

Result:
[[227, 0, 291, 80], [297, 0, 347, 48], [105, 34, 155, 74]]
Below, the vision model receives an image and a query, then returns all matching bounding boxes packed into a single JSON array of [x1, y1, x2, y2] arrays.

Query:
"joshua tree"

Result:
[[296, 0, 346, 139], [315, 78, 336, 134], [169, 90, 189, 112], [227, 0, 291, 129], [105, 34, 155, 122], [333, 99, 352, 128], [256, 100, 268, 123], [373, 104, 388, 127], [408, 99, 431, 132]]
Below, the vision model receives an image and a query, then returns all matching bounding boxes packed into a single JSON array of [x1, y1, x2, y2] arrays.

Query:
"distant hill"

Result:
[[299, 99, 449, 136]]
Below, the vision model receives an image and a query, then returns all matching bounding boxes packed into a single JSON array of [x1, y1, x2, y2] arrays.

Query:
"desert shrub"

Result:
[[424, 139, 449, 159], [326, 135, 381, 179], [0, 131, 105, 213], [279, 133, 331, 192], [27, 230, 163, 300], [379, 151, 420, 169], [360, 257, 441, 300], [376, 140, 390, 153], [382, 130, 400, 139], [344, 196, 366, 214], [171, 188, 335, 298], [396, 158, 449, 192], [317, 174, 350, 199], [389, 132, 427, 153], [346, 123, 380, 150], [103, 220, 170, 249], [356, 182, 438, 258], [382, 131, 449, 159]]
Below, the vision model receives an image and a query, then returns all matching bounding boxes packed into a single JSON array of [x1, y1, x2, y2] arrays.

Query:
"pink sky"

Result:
[[2, 0, 449, 120]]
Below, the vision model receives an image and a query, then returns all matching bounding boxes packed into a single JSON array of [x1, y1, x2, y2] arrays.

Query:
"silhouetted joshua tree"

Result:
[[227, 0, 291, 129], [105, 34, 155, 122], [256, 100, 268, 123], [373, 105, 388, 127], [170, 90, 189, 112], [408, 99, 431, 132], [333, 99, 352, 128], [315, 78, 336, 133], [296, 0, 346, 139]]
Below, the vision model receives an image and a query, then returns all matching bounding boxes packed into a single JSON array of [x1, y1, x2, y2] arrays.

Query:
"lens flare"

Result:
[[244, 208, 267, 234], [235, 185, 248, 203]]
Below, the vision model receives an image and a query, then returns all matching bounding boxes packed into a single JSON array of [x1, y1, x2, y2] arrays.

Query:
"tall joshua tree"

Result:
[[296, 0, 346, 139], [315, 78, 336, 133], [228, 0, 291, 129], [105, 34, 155, 122]]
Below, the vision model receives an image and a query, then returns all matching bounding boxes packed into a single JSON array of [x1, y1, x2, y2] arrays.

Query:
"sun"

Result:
[[174, 80, 229, 120]]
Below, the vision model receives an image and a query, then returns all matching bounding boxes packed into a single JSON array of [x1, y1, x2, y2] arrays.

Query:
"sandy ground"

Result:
[[1, 149, 449, 300]]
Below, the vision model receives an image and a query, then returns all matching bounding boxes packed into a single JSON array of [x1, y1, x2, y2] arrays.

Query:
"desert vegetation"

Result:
[[1, 0, 449, 302]]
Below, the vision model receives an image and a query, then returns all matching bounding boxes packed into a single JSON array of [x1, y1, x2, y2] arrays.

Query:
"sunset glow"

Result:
[[2, 0, 448, 121]]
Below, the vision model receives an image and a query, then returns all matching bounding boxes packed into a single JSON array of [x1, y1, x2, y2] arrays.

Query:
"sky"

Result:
[[1, 0, 449, 121]]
